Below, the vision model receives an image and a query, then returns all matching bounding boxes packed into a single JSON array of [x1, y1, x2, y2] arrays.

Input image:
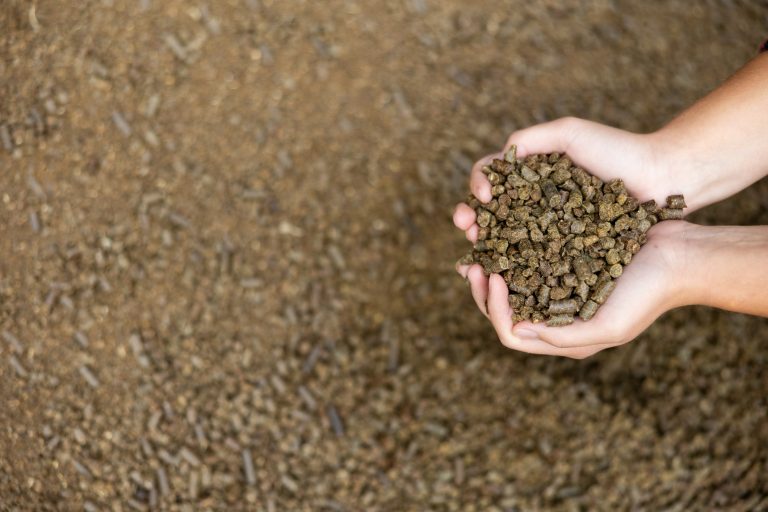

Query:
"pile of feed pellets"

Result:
[[459, 146, 686, 326]]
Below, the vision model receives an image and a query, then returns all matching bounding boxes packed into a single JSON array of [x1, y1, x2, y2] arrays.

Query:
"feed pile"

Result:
[[460, 146, 686, 325]]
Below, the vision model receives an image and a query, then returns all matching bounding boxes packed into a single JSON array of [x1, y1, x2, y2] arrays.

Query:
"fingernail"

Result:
[[515, 329, 539, 341]]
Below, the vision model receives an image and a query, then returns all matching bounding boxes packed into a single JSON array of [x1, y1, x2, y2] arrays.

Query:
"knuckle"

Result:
[[558, 116, 583, 138], [558, 116, 581, 128], [472, 160, 488, 177], [499, 334, 516, 350]]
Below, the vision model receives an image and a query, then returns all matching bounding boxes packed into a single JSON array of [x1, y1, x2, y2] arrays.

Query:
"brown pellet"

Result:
[[549, 286, 571, 301], [640, 199, 659, 214], [573, 257, 592, 281], [575, 280, 590, 301], [605, 249, 620, 265], [591, 280, 617, 305], [548, 299, 578, 315], [579, 300, 600, 321], [536, 285, 551, 307], [546, 314, 574, 327], [658, 208, 684, 220], [666, 194, 686, 209]]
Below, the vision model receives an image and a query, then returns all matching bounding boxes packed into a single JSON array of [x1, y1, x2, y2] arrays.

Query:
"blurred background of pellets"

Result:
[[1, 1, 767, 510]]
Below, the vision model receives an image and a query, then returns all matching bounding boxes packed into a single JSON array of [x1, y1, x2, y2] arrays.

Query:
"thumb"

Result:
[[504, 117, 650, 185], [504, 117, 584, 157]]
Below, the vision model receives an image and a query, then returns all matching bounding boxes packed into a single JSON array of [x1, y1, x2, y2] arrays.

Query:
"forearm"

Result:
[[676, 224, 768, 316], [654, 52, 768, 211]]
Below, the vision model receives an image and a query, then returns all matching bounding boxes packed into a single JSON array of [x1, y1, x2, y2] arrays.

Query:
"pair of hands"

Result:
[[453, 117, 692, 359]]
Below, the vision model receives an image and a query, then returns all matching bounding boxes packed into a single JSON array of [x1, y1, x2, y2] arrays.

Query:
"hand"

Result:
[[453, 117, 686, 358]]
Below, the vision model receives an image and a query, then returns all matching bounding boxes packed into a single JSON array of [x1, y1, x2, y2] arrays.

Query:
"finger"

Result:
[[512, 316, 625, 349], [470, 152, 502, 203], [456, 263, 470, 279], [465, 224, 478, 243], [486, 273, 514, 332], [503, 117, 583, 157], [511, 262, 660, 348], [467, 265, 489, 317], [485, 275, 560, 355], [503, 335, 610, 359], [503, 118, 650, 188], [486, 275, 614, 358], [453, 203, 476, 230]]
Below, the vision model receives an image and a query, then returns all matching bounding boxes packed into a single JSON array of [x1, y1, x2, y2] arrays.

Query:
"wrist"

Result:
[[654, 221, 701, 310], [661, 222, 732, 310], [644, 128, 700, 208], [668, 224, 768, 315], [649, 122, 742, 214]]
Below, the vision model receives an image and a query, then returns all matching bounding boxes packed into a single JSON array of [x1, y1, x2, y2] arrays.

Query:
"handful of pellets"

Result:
[[458, 146, 686, 326]]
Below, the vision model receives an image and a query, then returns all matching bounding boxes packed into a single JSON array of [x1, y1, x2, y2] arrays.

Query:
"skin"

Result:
[[453, 52, 768, 359]]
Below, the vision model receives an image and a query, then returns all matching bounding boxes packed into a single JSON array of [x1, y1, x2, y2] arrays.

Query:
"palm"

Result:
[[512, 221, 684, 355]]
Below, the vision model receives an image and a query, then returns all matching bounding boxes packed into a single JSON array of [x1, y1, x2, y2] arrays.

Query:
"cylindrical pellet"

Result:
[[508, 294, 525, 309], [570, 220, 586, 234], [541, 179, 558, 200], [573, 256, 592, 281], [591, 279, 617, 305], [520, 166, 540, 182], [477, 209, 491, 227], [546, 314, 574, 327], [491, 184, 506, 196], [605, 249, 620, 265], [509, 282, 532, 296], [579, 300, 599, 321], [640, 199, 659, 214], [536, 285, 551, 307], [637, 219, 652, 233], [549, 286, 571, 301], [665, 194, 686, 209], [625, 239, 640, 254], [548, 299, 578, 315], [658, 208, 684, 220], [562, 273, 578, 288], [503, 226, 528, 244], [608, 179, 626, 195], [504, 145, 517, 163], [575, 280, 590, 301]]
